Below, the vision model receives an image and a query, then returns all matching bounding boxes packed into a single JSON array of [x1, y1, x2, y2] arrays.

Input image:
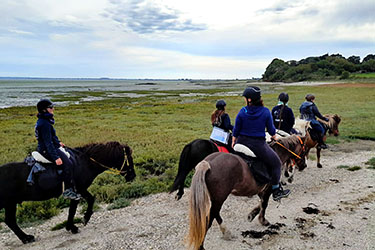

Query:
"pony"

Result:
[[171, 135, 307, 200], [0, 141, 136, 244], [186, 135, 307, 250], [294, 114, 341, 168]]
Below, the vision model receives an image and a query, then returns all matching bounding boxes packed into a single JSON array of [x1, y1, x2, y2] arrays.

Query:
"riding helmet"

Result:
[[278, 92, 289, 103], [37, 99, 54, 113], [216, 100, 226, 110], [305, 94, 315, 101], [242, 86, 261, 101]]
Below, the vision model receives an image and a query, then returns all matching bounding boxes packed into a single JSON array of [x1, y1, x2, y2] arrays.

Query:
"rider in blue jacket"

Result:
[[232, 87, 290, 201], [272, 92, 295, 134], [35, 99, 81, 200], [299, 94, 329, 149]]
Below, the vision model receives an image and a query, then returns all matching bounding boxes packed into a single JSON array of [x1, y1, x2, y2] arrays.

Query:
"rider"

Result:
[[210, 100, 234, 150], [232, 87, 290, 201], [35, 99, 81, 200], [271, 92, 295, 134], [299, 94, 329, 149]]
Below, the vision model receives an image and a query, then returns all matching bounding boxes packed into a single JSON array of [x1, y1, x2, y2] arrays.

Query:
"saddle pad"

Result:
[[233, 144, 256, 158], [31, 147, 71, 164], [31, 152, 52, 163]]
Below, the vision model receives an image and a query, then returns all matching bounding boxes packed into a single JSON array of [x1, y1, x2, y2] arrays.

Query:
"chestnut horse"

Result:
[[186, 135, 307, 250], [294, 114, 341, 168]]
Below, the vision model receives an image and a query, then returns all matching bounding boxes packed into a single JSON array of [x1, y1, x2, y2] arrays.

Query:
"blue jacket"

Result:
[[35, 113, 61, 161], [233, 106, 276, 138], [271, 105, 295, 133], [213, 113, 233, 132], [299, 101, 327, 121]]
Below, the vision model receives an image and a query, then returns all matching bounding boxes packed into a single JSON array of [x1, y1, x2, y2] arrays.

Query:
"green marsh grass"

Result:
[[1, 80, 375, 224]]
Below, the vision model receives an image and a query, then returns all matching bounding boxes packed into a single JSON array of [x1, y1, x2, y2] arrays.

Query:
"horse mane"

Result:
[[274, 134, 300, 148], [320, 114, 341, 129], [77, 141, 132, 167]]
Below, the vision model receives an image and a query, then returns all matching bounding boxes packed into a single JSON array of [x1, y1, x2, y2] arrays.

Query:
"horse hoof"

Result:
[[317, 164, 323, 168], [66, 225, 79, 234], [260, 219, 270, 226], [247, 214, 255, 222], [175, 193, 182, 201], [22, 235, 35, 244]]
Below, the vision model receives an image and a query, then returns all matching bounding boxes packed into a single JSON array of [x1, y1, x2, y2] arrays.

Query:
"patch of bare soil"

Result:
[[1, 140, 374, 250]]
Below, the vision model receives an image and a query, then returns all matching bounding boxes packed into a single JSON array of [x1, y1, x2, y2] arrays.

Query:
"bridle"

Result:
[[274, 135, 305, 160], [89, 147, 129, 176]]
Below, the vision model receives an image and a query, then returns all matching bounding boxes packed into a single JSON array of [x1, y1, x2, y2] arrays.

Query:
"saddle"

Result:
[[233, 144, 271, 185], [25, 147, 72, 189]]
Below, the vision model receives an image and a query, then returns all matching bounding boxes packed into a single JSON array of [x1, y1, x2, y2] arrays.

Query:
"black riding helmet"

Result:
[[242, 86, 261, 101], [278, 92, 289, 103], [37, 99, 54, 113], [216, 100, 226, 110]]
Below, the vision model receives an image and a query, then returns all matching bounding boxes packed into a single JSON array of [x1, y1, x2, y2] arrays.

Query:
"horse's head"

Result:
[[326, 114, 341, 136], [271, 135, 307, 171]]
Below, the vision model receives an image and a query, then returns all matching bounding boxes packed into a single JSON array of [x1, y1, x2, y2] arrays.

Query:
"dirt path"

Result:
[[1, 140, 374, 250]]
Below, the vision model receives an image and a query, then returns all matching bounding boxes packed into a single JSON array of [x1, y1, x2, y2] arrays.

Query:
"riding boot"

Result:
[[272, 184, 290, 201], [317, 134, 327, 149]]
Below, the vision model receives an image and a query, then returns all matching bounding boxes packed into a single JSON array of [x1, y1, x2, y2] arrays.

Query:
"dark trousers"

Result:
[[237, 136, 282, 185], [56, 149, 74, 189]]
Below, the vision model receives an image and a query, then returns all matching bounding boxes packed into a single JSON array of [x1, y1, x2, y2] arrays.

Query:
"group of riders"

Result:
[[210, 86, 329, 201], [35, 86, 328, 202]]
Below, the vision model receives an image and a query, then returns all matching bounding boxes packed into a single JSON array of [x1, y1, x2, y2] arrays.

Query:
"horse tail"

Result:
[[170, 142, 192, 193], [186, 160, 211, 250]]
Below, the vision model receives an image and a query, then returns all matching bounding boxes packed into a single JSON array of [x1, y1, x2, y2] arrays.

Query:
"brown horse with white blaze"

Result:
[[186, 135, 307, 250]]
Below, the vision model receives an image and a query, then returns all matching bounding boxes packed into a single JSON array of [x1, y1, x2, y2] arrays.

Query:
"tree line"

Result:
[[262, 53, 375, 82]]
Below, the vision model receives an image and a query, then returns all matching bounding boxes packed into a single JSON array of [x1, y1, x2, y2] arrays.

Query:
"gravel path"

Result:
[[1, 140, 374, 250]]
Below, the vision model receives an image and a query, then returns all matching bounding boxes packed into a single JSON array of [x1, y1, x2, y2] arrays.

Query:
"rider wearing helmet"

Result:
[[232, 86, 290, 201], [271, 92, 295, 134], [299, 94, 329, 149], [35, 99, 81, 200], [211, 100, 233, 132], [210, 100, 234, 151]]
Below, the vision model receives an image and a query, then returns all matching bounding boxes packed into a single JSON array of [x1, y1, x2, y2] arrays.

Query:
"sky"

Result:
[[1, 0, 374, 79]]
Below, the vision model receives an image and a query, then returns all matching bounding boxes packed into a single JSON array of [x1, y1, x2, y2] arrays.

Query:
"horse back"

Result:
[[204, 153, 261, 196], [0, 162, 61, 205]]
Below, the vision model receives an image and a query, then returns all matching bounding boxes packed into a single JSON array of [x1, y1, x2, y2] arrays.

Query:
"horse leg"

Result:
[[5, 203, 35, 244], [316, 147, 322, 168], [66, 199, 80, 234], [211, 200, 232, 240], [247, 204, 260, 223], [258, 188, 272, 226], [80, 190, 95, 225]]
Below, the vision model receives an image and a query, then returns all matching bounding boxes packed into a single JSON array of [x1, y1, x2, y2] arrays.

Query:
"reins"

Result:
[[274, 136, 305, 160], [89, 148, 128, 176]]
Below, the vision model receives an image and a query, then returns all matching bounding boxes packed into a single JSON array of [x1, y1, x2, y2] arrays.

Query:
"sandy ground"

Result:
[[1, 140, 374, 250]]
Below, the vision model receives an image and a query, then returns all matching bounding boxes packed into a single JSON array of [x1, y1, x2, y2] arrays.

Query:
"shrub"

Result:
[[107, 198, 131, 210]]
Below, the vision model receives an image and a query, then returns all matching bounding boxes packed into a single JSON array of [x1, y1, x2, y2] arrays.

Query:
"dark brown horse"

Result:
[[186, 135, 307, 250], [0, 141, 135, 244]]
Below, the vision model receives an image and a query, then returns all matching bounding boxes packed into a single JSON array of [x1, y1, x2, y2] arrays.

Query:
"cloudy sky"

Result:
[[1, 0, 374, 79]]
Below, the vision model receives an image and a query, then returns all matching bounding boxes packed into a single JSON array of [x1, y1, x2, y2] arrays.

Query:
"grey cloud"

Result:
[[106, 0, 206, 34], [327, 0, 375, 26]]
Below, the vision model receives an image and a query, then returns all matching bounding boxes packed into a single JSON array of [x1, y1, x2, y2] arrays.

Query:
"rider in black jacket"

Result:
[[35, 99, 81, 200], [299, 94, 329, 149]]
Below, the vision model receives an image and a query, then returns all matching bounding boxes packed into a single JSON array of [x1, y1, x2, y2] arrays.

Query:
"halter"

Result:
[[89, 148, 129, 176], [274, 136, 305, 160]]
